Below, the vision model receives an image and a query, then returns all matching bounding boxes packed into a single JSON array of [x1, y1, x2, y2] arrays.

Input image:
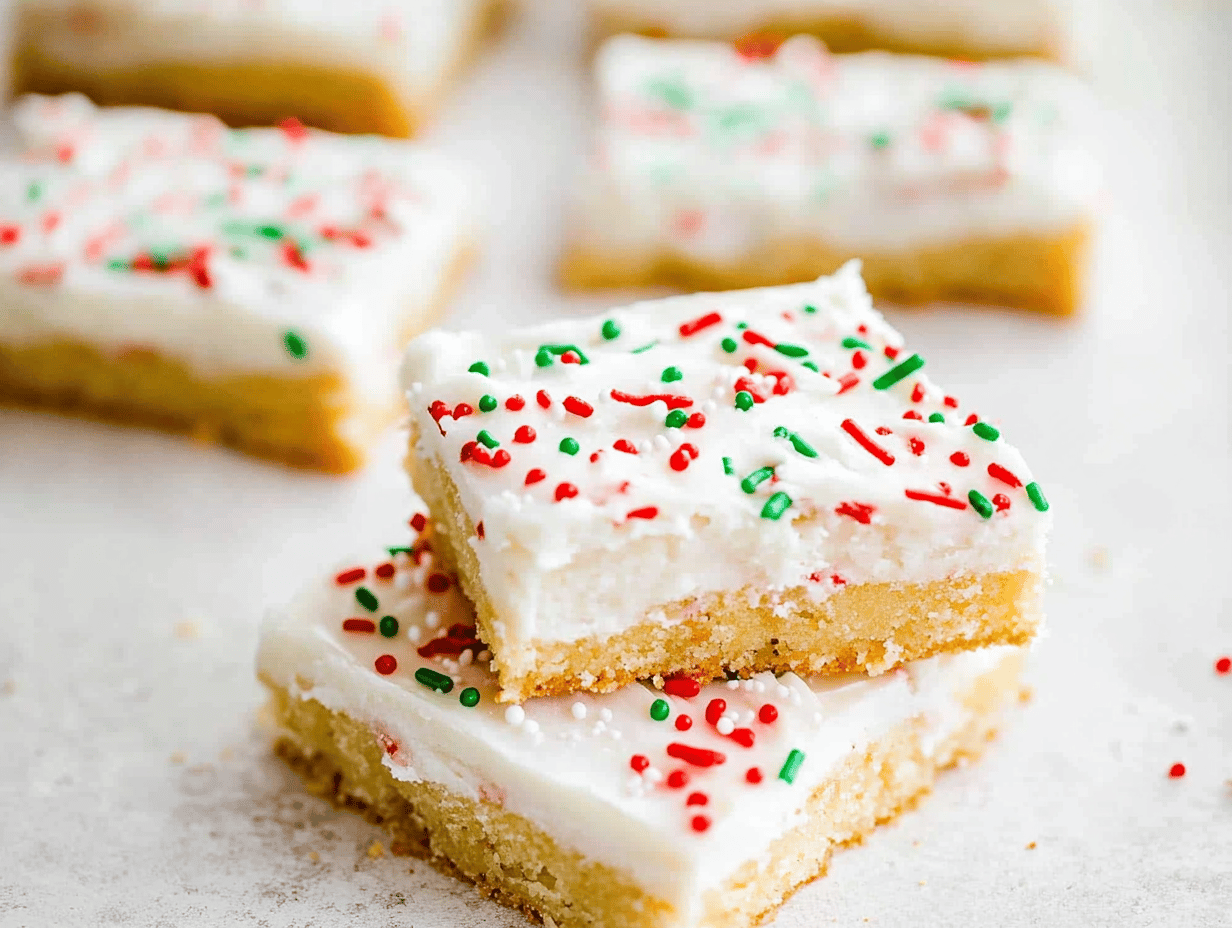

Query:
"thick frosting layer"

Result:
[[0, 94, 473, 400], [571, 35, 1098, 258], [590, 0, 1062, 53], [257, 518, 1024, 916], [20, 0, 488, 105], [402, 265, 1050, 645]]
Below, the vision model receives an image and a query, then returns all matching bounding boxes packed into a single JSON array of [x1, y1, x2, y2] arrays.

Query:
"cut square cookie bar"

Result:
[[13, 0, 506, 138], [402, 263, 1050, 702], [0, 94, 475, 472], [259, 523, 1029, 928], [563, 35, 1099, 315], [588, 0, 1069, 62]]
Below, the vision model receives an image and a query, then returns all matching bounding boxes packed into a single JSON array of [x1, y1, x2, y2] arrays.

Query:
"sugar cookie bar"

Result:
[[0, 94, 474, 472], [589, 0, 1068, 62], [563, 35, 1098, 315], [259, 522, 1028, 928], [13, 0, 505, 138], [402, 264, 1050, 702]]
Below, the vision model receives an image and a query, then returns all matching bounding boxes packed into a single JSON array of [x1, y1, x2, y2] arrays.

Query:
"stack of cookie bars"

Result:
[[259, 262, 1052, 928]]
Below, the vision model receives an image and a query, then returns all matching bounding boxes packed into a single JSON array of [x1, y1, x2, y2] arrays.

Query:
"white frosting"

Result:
[[590, 0, 1061, 53], [570, 35, 1098, 260], [402, 265, 1050, 650], [19, 0, 488, 109], [0, 94, 474, 405], [257, 521, 1024, 918]]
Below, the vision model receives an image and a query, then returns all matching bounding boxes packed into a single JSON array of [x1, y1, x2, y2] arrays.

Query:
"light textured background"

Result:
[[1, 2, 1230, 926]]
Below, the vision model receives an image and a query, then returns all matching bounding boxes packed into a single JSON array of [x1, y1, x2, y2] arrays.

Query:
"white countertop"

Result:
[[1, 2, 1229, 926]]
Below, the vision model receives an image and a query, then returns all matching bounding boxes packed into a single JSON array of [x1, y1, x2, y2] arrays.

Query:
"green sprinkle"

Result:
[[107, 258, 127, 271], [721, 337, 738, 353], [741, 466, 775, 494], [283, 330, 308, 359], [968, 489, 994, 519], [478, 394, 498, 413], [992, 101, 1014, 123], [1026, 482, 1050, 512], [736, 322, 748, 330], [735, 391, 755, 411], [928, 413, 946, 423], [665, 409, 688, 429], [601, 319, 621, 340], [534, 348, 553, 367], [872, 353, 925, 390], [631, 341, 658, 354], [414, 667, 454, 694], [778, 748, 806, 784], [468, 361, 490, 376], [387, 547, 415, 556], [257, 224, 284, 239], [774, 343, 809, 358], [355, 587, 379, 612], [802, 361, 819, 372], [26, 182, 41, 202], [459, 686, 481, 707], [870, 131, 891, 149], [477, 430, 499, 449], [379, 616, 399, 638], [842, 337, 871, 350], [205, 192, 226, 207], [559, 437, 579, 455], [722, 456, 734, 476], [774, 427, 818, 458], [761, 492, 793, 521], [973, 421, 1001, 442], [803, 304, 817, 314], [661, 366, 683, 383], [649, 698, 670, 721], [648, 77, 693, 110]]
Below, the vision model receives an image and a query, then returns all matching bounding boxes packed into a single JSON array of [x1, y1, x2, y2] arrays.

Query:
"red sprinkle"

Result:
[[837, 373, 860, 394], [429, 401, 450, 423], [335, 567, 366, 585], [686, 792, 709, 806], [561, 351, 580, 364], [909, 437, 925, 456], [733, 32, 785, 61], [758, 704, 778, 724], [841, 419, 895, 466], [664, 677, 702, 698], [453, 402, 473, 419], [730, 728, 755, 748], [610, 390, 693, 410], [911, 383, 925, 403], [667, 770, 690, 789], [678, 311, 722, 337], [902, 410, 923, 421], [525, 468, 546, 485], [965, 413, 980, 426], [944, 396, 959, 408], [626, 506, 658, 520], [884, 345, 900, 359], [614, 439, 639, 454], [745, 767, 763, 784], [686, 412, 706, 428], [1168, 763, 1186, 778], [705, 699, 726, 725], [1216, 657, 1231, 674], [426, 573, 450, 593], [536, 390, 552, 409], [410, 513, 428, 533], [905, 489, 968, 510], [852, 350, 867, 369], [374, 562, 396, 580], [630, 754, 650, 772], [342, 618, 375, 633], [0, 225, 20, 245], [675, 715, 693, 731], [476, 521, 485, 539], [514, 425, 536, 443], [374, 655, 397, 675], [459, 441, 478, 463], [278, 116, 308, 141], [950, 452, 970, 467], [988, 463, 1023, 488], [667, 743, 726, 768], [589, 452, 601, 463], [669, 443, 699, 472], [993, 493, 1012, 512], [690, 815, 710, 833], [505, 395, 525, 411], [564, 396, 594, 418], [281, 240, 310, 272], [555, 482, 579, 501], [742, 329, 776, 348]]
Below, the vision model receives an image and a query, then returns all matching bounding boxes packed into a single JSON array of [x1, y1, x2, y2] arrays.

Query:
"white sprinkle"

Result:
[[777, 684, 791, 698], [644, 766, 664, 784], [504, 705, 525, 726], [424, 611, 441, 630], [754, 680, 766, 693], [409, 382, 423, 395], [591, 722, 606, 735], [571, 702, 587, 720], [638, 439, 654, 454], [741, 710, 756, 726], [523, 719, 540, 735], [610, 729, 622, 740], [599, 708, 613, 722], [626, 774, 643, 792], [405, 625, 423, 643], [653, 434, 670, 452], [393, 570, 413, 592], [789, 690, 802, 705], [716, 717, 735, 735], [532, 731, 545, 745], [743, 679, 757, 692], [458, 649, 473, 667], [726, 680, 741, 690], [495, 358, 508, 373], [477, 650, 491, 662]]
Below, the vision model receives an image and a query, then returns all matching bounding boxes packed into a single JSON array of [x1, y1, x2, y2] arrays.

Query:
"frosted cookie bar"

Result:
[[13, 0, 505, 138], [564, 35, 1099, 315], [259, 519, 1028, 928], [402, 264, 1050, 702], [589, 0, 1068, 62], [0, 94, 474, 472]]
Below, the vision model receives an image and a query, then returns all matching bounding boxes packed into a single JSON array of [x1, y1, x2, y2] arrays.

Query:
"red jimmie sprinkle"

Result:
[[686, 412, 706, 428], [1216, 657, 1231, 674], [835, 501, 876, 525], [733, 32, 785, 61], [742, 329, 776, 348], [410, 513, 427, 532], [614, 439, 638, 454], [335, 567, 366, 585], [476, 521, 485, 539], [374, 562, 395, 580], [841, 419, 896, 466], [278, 116, 308, 141], [902, 410, 923, 421], [0, 225, 20, 245], [281, 240, 310, 272], [687, 792, 708, 806], [536, 390, 551, 409], [374, 654, 397, 675], [667, 770, 690, 789], [610, 389, 693, 410], [909, 437, 926, 456], [852, 350, 867, 369], [426, 573, 450, 593], [555, 482, 579, 501], [678, 311, 722, 337], [505, 395, 525, 411], [514, 425, 536, 443], [453, 402, 473, 419], [417, 631, 480, 659], [730, 728, 755, 748], [905, 489, 968, 510], [1168, 763, 1186, 778], [630, 754, 650, 772], [668, 744, 726, 767], [759, 704, 778, 724], [429, 401, 450, 423], [746, 767, 763, 784], [944, 396, 960, 408], [626, 506, 658, 520], [690, 814, 711, 832], [664, 677, 702, 698], [342, 618, 375, 633], [911, 383, 925, 403], [965, 413, 980, 426], [675, 715, 693, 731], [564, 396, 594, 418], [884, 345, 900, 360], [589, 451, 602, 463], [670, 443, 699, 471], [837, 373, 860, 394], [988, 463, 1023, 487], [993, 494, 1012, 512], [705, 699, 726, 725], [561, 351, 580, 364], [950, 451, 970, 467], [525, 468, 546, 485]]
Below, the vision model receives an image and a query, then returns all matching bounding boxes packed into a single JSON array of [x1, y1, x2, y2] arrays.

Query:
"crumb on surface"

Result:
[[174, 619, 202, 639], [1026, 841, 1037, 850], [367, 841, 385, 859], [169, 751, 186, 764], [1087, 546, 1110, 570], [1, 678, 14, 695], [309, 851, 320, 863]]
